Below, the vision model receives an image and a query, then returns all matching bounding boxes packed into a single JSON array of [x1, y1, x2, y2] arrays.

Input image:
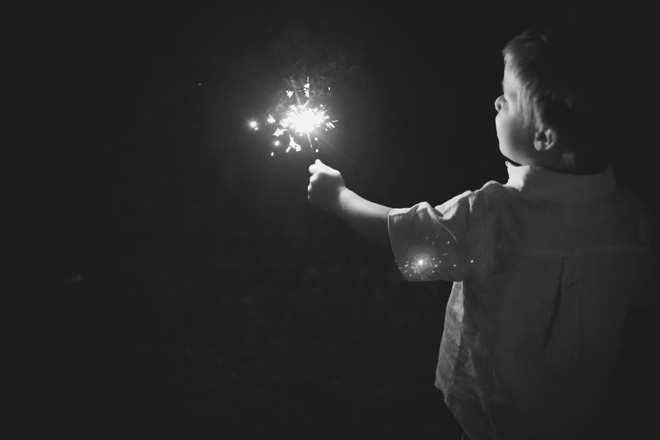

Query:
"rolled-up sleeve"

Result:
[[388, 191, 476, 282]]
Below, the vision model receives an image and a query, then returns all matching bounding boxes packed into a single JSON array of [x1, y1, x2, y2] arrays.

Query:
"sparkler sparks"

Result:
[[250, 76, 336, 156], [275, 104, 333, 152], [399, 245, 451, 281]]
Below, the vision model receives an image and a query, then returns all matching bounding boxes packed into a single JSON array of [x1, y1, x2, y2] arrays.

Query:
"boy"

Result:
[[307, 27, 657, 439]]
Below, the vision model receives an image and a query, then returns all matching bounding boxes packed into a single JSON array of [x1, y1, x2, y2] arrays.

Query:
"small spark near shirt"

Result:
[[388, 163, 657, 440]]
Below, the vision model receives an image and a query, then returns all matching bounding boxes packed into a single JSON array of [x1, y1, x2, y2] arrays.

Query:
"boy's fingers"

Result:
[[309, 159, 326, 174]]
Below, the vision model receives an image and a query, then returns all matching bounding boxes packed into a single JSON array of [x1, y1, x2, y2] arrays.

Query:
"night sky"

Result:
[[19, 1, 658, 438]]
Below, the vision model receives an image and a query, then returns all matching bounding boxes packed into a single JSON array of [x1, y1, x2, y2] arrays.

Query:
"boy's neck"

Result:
[[508, 161, 610, 176]]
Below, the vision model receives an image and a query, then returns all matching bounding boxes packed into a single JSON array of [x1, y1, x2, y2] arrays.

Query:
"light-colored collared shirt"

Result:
[[388, 162, 657, 440]]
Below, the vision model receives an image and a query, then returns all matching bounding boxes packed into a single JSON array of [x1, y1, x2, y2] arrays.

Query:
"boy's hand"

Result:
[[308, 159, 347, 212], [308, 159, 391, 247]]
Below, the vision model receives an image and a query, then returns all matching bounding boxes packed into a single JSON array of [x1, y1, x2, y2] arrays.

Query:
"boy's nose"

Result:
[[494, 96, 503, 111]]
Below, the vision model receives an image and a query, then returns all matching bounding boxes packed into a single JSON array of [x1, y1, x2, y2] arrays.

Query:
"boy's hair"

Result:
[[502, 27, 612, 174]]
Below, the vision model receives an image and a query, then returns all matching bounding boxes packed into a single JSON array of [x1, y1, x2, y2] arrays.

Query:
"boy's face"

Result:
[[494, 66, 536, 165]]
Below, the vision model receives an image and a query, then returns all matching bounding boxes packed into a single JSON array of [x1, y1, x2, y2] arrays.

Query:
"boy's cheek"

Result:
[[494, 115, 503, 139]]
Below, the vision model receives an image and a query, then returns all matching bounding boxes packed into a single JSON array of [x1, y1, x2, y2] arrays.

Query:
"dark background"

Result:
[[17, 1, 658, 438]]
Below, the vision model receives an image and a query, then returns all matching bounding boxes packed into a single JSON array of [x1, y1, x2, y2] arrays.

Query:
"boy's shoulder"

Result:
[[471, 179, 516, 201]]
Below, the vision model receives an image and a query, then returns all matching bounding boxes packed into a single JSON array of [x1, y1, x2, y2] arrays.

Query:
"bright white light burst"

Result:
[[272, 87, 335, 152], [251, 78, 336, 155], [279, 105, 331, 138]]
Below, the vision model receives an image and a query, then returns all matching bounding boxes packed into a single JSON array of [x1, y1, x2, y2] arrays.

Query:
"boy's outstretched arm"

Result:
[[308, 159, 391, 248]]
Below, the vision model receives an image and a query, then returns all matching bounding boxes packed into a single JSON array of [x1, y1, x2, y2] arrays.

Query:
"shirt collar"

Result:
[[505, 161, 616, 202]]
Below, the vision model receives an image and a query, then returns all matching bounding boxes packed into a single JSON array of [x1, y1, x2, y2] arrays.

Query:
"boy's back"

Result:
[[307, 24, 658, 440], [388, 163, 657, 439]]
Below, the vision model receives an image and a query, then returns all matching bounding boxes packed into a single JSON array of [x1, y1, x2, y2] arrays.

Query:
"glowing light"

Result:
[[409, 252, 435, 276], [400, 247, 452, 280], [275, 86, 335, 152], [250, 76, 337, 156], [280, 105, 329, 136]]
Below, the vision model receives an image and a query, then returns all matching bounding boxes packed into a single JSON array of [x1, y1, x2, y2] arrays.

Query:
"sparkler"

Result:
[[249, 76, 336, 157]]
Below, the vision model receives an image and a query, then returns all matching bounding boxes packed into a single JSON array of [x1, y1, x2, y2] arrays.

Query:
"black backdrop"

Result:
[[17, 1, 658, 438]]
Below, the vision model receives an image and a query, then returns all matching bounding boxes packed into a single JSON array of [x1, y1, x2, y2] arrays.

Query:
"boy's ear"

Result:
[[533, 125, 558, 152]]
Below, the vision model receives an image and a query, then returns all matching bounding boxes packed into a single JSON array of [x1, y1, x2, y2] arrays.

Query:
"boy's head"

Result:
[[495, 27, 611, 174]]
